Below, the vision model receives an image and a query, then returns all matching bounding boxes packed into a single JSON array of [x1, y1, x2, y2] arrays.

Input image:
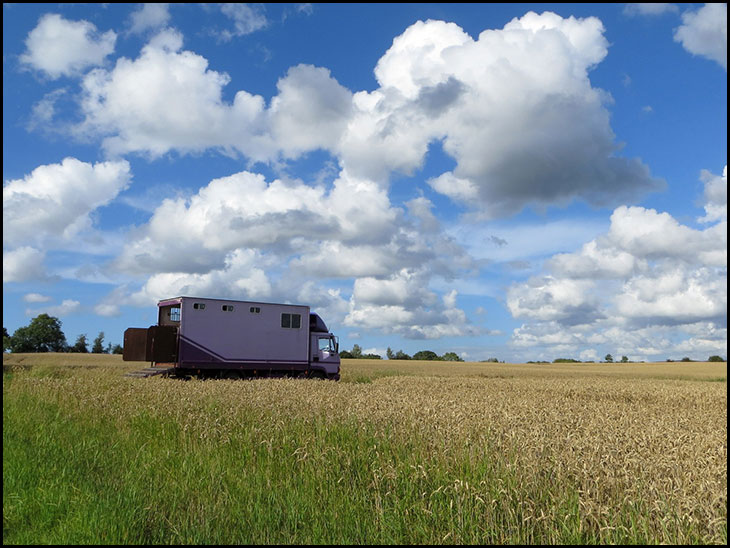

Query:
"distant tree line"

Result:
[[525, 354, 727, 364], [325, 344, 727, 364], [3, 314, 122, 354], [667, 355, 727, 362], [339, 344, 464, 362]]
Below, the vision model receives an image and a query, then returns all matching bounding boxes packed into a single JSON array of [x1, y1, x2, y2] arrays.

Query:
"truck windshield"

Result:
[[318, 338, 335, 352]]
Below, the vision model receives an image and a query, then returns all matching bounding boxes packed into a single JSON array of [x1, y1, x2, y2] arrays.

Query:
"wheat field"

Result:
[[3, 354, 727, 544]]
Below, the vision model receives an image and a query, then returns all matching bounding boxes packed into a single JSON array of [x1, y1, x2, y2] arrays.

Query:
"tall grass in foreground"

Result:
[[3, 358, 727, 544]]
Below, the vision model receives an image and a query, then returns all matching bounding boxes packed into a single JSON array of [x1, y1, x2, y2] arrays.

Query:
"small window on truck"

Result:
[[281, 313, 301, 329], [250, 306, 261, 314], [193, 303, 206, 310], [222, 305, 234, 312], [169, 307, 181, 322]]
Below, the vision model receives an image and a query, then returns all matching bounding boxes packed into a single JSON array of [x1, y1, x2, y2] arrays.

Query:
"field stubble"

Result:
[[3, 354, 727, 544]]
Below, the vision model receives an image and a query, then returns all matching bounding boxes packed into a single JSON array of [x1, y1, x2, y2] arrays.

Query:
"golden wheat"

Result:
[[4, 355, 727, 543]]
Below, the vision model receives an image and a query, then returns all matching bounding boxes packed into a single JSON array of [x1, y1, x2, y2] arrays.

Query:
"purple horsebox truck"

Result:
[[123, 296, 340, 380]]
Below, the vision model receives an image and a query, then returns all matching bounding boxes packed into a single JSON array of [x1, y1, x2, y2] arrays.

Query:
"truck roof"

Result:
[[156, 296, 310, 309]]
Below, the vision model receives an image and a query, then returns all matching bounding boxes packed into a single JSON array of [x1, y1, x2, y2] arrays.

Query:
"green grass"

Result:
[[3, 356, 727, 544], [0, 384, 626, 545], [2, 385, 537, 543]]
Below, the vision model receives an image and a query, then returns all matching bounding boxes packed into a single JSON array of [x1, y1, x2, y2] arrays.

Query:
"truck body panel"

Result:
[[123, 296, 340, 379]]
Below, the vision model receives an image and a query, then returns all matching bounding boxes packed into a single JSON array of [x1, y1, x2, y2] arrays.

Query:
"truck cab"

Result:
[[309, 313, 340, 377]]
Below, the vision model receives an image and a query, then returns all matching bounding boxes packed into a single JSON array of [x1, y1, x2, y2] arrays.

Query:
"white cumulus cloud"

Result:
[[698, 165, 727, 223], [505, 166, 727, 359], [70, 13, 663, 220], [20, 13, 116, 78], [623, 4, 679, 17], [128, 3, 171, 35], [25, 299, 81, 318], [218, 3, 268, 40], [674, 3, 727, 70], [3, 157, 132, 250], [23, 292, 52, 303], [76, 29, 271, 159], [340, 12, 664, 217], [3, 247, 52, 283], [270, 64, 353, 158]]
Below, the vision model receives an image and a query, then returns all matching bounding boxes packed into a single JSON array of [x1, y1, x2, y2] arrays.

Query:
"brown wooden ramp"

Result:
[[124, 366, 175, 378]]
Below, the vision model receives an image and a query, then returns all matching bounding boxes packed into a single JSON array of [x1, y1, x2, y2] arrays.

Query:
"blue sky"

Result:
[[3, 3, 727, 362]]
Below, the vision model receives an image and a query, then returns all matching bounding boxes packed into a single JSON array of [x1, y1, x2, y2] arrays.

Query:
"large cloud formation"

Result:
[[348, 14, 664, 217], [3, 157, 131, 248], [3, 157, 131, 285], [507, 166, 727, 360], [76, 29, 271, 158], [74, 13, 663, 216], [112, 167, 477, 338]]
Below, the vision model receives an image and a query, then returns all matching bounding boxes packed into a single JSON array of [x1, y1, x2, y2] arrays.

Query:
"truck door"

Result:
[[310, 334, 320, 362], [315, 336, 336, 361], [149, 325, 178, 363], [122, 325, 178, 363]]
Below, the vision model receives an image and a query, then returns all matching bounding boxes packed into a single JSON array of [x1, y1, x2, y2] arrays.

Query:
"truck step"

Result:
[[124, 366, 175, 378]]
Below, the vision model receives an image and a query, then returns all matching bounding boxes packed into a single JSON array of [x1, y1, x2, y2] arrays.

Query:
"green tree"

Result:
[[386, 347, 395, 360], [708, 355, 726, 362], [110, 344, 124, 355], [3, 327, 10, 352], [413, 350, 440, 361], [621, 356, 629, 363], [9, 314, 67, 353], [71, 334, 89, 353], [604, 353, 614, 363], [441, 352, 463, 362], [351, 344, 363, 358], [394, 350, 411, 360], [92, 332, 106, 353]]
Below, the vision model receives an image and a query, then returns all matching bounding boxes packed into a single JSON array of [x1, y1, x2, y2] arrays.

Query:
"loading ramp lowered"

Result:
[[124, 365, 175, 378]]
